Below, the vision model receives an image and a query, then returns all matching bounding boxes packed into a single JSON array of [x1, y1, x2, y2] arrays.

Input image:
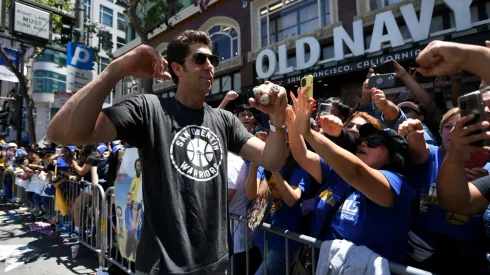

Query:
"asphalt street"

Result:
[[0, 203, 98, 274]]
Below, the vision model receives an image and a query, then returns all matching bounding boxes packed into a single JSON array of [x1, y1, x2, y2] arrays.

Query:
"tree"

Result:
[[117, 0, 183, 94], [2, 0, 72, 144]]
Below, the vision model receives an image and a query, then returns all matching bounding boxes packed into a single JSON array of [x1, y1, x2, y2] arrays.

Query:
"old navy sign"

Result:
[[257, 0, 474, 79], [285, 48, 421, 85]]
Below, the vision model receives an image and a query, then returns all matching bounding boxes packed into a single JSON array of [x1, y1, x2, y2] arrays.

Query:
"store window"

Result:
[[208, 73, 241, 95], [84, 0, 91, 19], [117, 37, 125, 49], [260, 0, 330, 47], [99, 57, 110, 73], [370, 0, 403, 11], [100, 5, 113, 27], [117, 13, 126, 32], [208, 25, 239, 61]]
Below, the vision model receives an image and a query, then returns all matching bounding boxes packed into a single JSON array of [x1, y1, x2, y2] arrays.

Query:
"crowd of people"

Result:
[[39, 28, 490, 275]]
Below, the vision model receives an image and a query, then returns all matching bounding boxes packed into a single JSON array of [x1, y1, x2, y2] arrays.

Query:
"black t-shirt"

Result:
[[79, 152, 99, 183], [472, 175, 490, 202], [102, 95, 252, 274]]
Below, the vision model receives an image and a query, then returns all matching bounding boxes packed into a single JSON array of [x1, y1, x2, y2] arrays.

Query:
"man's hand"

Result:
[[116, 45, 172, 79], [371, 88, 388, 111], [249, 81, 288, 126], [408, 67, 417, 80], [289, 88, 316, 136], [398, 119, 425, 139], [319, 115, 343, 137], [416, 41, 469, 76], [388, 59, 407, 79], [465, 167, 489, 181], [447, 114, 490, 162], [224, 91, 239, 101]]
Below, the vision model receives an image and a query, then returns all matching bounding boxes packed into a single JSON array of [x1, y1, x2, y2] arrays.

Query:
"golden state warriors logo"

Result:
[[446, 212, 469, 225], [319, 189, 339, 206], [170, 125, 223, 181]]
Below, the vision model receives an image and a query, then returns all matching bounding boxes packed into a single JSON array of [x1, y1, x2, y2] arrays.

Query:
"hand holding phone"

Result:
[[301, 75, 314, 99], [458, 91, 486, 146]]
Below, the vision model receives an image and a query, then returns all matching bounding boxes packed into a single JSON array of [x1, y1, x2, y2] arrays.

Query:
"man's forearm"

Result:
[[218, 98, 230, 109], [261, 130, 287, 171], [436, 153, 471, 211], [47, 61, 125, 144], [380, 102, 400, 121]]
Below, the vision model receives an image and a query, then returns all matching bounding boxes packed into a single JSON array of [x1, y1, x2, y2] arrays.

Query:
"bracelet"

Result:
[[269, 121, 286, 133]]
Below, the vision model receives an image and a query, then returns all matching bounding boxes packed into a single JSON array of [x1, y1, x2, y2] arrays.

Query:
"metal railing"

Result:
[[1, 169, 435, 275]]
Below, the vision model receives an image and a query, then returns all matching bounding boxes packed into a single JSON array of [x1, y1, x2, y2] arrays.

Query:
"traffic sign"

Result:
[[67, 42, 93, 70]]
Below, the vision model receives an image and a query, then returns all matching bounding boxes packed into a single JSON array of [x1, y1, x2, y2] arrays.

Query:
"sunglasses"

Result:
[[357, 136, 383, 148], [180, 53, 220, 67]]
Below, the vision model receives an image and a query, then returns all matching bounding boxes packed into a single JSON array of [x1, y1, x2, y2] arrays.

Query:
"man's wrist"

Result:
[[446, 150, 467, 163], [108, 59, 129, 80], [269, 115, 286, 127]]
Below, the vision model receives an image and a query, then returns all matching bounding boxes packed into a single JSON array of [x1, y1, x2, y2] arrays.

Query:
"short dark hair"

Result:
[[235, 104, 254, 115], [325, 97, 350, 121], [167, 30, 212, 85]]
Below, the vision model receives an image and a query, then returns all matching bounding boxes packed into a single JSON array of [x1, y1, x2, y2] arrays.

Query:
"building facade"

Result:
[[30, 0, 127, 140], [113, 0, 490, 109]]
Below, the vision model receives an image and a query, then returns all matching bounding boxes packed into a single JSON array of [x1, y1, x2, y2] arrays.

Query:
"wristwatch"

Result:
[[269, 121, 286, 133]]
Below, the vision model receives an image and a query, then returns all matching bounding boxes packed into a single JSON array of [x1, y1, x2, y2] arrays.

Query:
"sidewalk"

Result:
[[0, 203, 98, 274]]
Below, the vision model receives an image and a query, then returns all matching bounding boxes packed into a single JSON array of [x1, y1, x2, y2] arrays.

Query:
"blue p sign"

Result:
[[67, 42, 93, 70]]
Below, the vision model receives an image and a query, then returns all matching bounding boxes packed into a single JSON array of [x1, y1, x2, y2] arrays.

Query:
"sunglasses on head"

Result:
[[357, 136, 383, 148], [400, 107, 420, 115], [181, 53, 220, 67]]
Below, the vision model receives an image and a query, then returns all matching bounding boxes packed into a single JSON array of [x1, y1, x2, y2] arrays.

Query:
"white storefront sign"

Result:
[[53, 92, 72, 109], [0, 66, 18, 83], [256, 0, 474, 79], [12, 2, 51, 40]]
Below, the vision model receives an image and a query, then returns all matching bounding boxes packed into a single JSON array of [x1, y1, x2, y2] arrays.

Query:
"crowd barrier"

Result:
[[1, 169, 435, 275]]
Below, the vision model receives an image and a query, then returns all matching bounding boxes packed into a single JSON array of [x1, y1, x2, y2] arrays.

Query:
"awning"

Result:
[[0, 65, 18, 83]]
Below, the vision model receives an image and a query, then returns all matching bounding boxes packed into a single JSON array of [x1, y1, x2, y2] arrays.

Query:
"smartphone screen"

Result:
[[459, 91, 486, 146], [55, 148, 62, 155]]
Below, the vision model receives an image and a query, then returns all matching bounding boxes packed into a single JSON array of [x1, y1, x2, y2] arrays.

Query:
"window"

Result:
[[260, 0, 330, 47], [208, 25, 239, 61], [370, 0, 402, 11], [100, 5, 113, 27], [31, 69, 67, 94], [117, 13, 126, 32], [99, 57, 110, 73], [117, 37, 125, 49], [100, 31, 113, 52], [209, 73, 241, 95], [84, 0, 91, 19], [34, 49, 66, 65]]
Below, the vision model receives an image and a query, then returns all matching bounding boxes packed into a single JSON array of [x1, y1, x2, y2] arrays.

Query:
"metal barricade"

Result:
[[229, 214, 434, 275], [102, 187, 135, 275]]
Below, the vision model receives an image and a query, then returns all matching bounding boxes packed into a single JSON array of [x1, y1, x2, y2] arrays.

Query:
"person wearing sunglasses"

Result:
[[47, 30, 290, 275], [398, 112, 488, 274], [286, 88, 414, 263]]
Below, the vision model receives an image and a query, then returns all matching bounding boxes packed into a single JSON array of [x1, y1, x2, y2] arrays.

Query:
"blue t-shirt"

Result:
[[254, 166, 311, 252], [311, 158, 414, 263], [409, 145, 484, 257]]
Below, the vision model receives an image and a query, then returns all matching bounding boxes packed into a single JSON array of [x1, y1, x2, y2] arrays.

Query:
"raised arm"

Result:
[[245, 163, 261, 200], [286, 103, 322, 183], [291, 90, 395, 207], [272, 171, 302, 207], [398, 119, 430, 164], [47, 45, 171, 145], [371, 88, 399, 121], [218, 91, 239, 110], [437, 115, 490, 215]]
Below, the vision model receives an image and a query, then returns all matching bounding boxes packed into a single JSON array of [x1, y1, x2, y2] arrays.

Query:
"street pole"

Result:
[[15, 45, 26, 144], [74, 0, 85, 44]]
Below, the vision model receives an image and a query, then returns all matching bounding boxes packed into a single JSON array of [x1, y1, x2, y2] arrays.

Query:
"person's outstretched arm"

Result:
[[47, 45, 171, 145]]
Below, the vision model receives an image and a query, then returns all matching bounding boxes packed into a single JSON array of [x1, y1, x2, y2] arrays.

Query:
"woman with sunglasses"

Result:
[[398, 109, 487, 274], [286, 88, 414, 263]]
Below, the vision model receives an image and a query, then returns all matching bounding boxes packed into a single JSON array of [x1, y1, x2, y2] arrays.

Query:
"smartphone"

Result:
[[368, 73, 396, 89], [318, 103, 333, 116], [301, 75, 314, 99], [55, 148, 62, 155], [373, 61, 394, 74], [465, 152, 489, 169], [458, 91, 486, 146]]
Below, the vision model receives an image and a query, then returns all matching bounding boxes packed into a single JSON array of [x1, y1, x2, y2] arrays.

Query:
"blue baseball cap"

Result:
[[112, 144, 124, 153], [97, 143, 108, 155], [66, 146, 76, 152]]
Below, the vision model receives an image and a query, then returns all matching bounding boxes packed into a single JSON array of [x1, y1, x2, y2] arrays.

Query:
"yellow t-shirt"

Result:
[[129, 176, 141, 201]]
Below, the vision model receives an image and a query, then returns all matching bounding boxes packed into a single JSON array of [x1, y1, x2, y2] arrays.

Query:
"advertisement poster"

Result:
[[114, 148, 143, 261], [246, 179, 272, 240]]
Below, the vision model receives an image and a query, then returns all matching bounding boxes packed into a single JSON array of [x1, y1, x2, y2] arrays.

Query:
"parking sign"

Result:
[[67, 42, 93, 70]]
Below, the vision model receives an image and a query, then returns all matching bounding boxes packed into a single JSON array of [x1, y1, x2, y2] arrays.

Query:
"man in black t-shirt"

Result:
[[47, 30, 288, 274]]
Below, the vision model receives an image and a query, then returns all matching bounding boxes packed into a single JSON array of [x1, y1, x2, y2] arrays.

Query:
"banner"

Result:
[[0, 65, 18, 82], [0, 48, 20, 82], [114, 148, 143, 261], [53, 92, 72, 109]]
